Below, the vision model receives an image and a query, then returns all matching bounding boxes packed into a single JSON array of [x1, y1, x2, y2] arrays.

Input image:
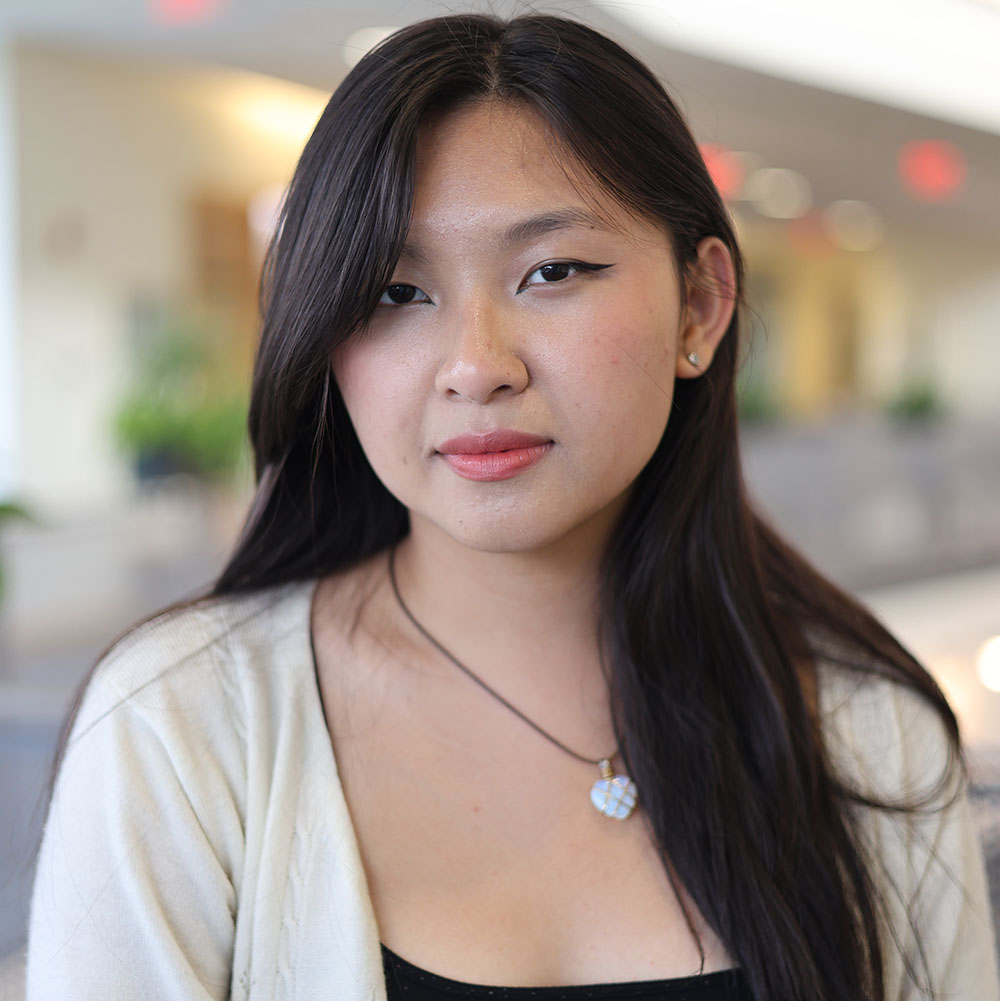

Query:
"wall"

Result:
[[0, 42, 17, 498], [14, 45, 326, 515], [738, 219, 1000, 419]]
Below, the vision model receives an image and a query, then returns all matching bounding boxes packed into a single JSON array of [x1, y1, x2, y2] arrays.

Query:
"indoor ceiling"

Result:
[[2, 0, 998, 243]]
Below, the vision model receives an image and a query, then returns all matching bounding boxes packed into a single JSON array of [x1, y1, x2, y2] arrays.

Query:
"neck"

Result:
[[387, 516, 615, 756], [396, 516, 607, 650]]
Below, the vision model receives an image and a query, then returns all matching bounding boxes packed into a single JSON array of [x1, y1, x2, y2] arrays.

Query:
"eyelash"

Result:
[[377, 260, 613, 307], [518, 260, 613, 292]]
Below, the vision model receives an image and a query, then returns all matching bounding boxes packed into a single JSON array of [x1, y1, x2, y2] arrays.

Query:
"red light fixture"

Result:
[[700, 144, 744, 201], [148, 0, 226, 25], [898, 140, 966, 202]]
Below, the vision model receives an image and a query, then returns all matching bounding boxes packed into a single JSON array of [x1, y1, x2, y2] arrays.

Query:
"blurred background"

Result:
[[1, 0, 998, 990]]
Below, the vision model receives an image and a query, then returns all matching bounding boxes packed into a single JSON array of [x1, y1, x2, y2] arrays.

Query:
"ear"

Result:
[[675, 237, 737, 379]]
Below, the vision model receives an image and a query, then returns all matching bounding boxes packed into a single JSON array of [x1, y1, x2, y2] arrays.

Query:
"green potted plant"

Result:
[[885, 381, 946, 423], [0, 499, 30, 606], [114, 319, 249, 484]]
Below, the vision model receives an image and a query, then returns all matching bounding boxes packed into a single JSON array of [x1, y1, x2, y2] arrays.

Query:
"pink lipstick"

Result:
[[436, 431, 553, 482]]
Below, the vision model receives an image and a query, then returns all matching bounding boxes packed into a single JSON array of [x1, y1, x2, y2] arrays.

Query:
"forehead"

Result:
[[416, 101, 579, 186], [410, 102, 664, 249]]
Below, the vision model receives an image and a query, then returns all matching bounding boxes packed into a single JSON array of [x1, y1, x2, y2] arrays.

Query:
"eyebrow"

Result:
[[499, 207, 613, 249], [398, 206, 614, 264]]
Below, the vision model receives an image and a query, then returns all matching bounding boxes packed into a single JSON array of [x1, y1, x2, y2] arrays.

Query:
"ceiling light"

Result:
[[821, 200, 885, 252], [744, 167, 812, 219], [233, 91, 326, 146], [976, 636, 1000, 693], [699, 144, 745, 201], [898, 140, 967, 202], [148, 0, 225, 25]]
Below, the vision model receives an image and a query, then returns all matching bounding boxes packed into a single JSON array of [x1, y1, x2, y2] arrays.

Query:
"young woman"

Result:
[[28, 14, 998, 1001]]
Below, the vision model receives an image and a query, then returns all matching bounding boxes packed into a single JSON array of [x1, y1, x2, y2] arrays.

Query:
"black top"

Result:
[[381, 945, 752, 1000]]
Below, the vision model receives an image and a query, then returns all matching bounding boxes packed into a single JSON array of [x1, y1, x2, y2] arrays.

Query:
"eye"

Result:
[[519, 260, 612, 291], [525, 262, 577, 284], [379, 283, 432, 306]]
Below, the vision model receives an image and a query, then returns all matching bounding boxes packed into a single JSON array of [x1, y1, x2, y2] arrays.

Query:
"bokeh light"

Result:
[[822, 199, 885, 252], [745, 166, 812, 219], [976, 636, 1000, 693], [898, 140, 966, 202], [148, 0, 226, 25], [232, 88, 326, 146], [700, 143, 745, 201]]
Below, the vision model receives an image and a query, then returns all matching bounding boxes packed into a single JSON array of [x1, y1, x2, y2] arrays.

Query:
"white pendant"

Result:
[[590, 759, 638, 820]]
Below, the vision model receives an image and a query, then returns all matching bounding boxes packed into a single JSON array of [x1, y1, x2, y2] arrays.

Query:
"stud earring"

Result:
[[686, 351, 701, 368]]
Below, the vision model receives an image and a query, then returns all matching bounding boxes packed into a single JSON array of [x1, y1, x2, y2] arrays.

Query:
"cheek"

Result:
[[332, 345, 409, 457], [576, 302, 678, 417], [568, 315, 676, 493]]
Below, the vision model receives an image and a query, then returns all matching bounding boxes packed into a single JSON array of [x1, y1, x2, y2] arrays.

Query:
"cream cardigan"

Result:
[[26, 583, 1000, 1000]]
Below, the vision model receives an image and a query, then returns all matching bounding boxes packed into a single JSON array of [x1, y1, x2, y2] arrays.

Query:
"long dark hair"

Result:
[[213, 14, 961, 1000]]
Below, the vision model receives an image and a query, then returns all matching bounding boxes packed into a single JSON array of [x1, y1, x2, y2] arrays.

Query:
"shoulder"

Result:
[[815, 663, 1000, 997], [92, 580, 316, 692], [815, 660, 960, 806], [49, 579, 323, 911], [61, 581, 321, 818], [74, 580, 317, 738], [30, 581, 319, 998], [31, 578, 378, 999]]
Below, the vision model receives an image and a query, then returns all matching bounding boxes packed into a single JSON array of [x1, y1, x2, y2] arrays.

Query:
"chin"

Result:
[[442, 520, 564, 555], [402, 481, 630, 557], [430, 500, 621, 558]]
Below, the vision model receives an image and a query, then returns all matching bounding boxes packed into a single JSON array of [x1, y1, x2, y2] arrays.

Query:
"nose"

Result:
[[434, 296, 529, 404]]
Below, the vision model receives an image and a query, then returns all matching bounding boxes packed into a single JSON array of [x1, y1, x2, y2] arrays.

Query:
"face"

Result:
[[333, 102, 691, 557]]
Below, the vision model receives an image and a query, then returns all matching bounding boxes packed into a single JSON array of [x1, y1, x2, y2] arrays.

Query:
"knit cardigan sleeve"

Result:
[[821, 667, 1000, 1000], [27, 585, 387, 1001], [27, 610, 248, 1001]]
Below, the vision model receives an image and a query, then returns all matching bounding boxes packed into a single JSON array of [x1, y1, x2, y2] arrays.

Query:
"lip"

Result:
[[437, 431, 551, 454], [436, 430, 553, 482]]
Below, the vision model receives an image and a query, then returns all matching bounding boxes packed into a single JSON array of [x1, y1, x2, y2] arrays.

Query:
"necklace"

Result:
[[387, 548, 638, 821]]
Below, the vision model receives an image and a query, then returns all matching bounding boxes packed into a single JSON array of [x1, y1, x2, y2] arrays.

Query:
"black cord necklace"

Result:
[[387, 547, 638, 820]]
